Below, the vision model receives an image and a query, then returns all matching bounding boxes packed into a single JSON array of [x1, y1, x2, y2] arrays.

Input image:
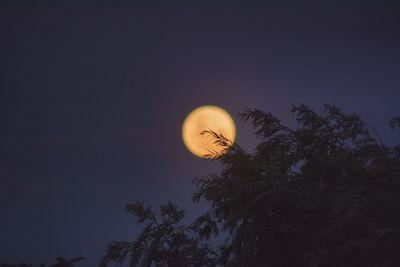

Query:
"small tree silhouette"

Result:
[[99, 201, 217, 267], [0, 264, 32, 267], [101, 104, 400, 267], [0, 257, 85, 267], [50, 257, 85, 267]]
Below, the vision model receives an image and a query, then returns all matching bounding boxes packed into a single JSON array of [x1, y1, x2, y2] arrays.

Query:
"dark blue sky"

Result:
[[1, 1, 400, 265]]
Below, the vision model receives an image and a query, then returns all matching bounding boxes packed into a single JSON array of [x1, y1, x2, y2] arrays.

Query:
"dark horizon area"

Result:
[[1, 1, 400, 266]]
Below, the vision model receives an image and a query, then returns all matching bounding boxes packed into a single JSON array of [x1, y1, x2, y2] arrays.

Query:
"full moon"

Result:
[[182, 105, 236, 158]]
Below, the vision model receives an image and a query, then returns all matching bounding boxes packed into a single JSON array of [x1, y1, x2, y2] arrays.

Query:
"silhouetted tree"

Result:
[[101, 104, 400, 267], [50, 257, 85, 267], [0, 257, 84, 267], [99, 201, 217, 267], [0, 264, 32, 267]]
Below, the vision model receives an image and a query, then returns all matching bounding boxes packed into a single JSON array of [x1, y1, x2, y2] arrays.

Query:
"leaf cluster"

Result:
[[99, 201, 217, 267], [194, 104, 400, 266], [101, 104, 400, 267]]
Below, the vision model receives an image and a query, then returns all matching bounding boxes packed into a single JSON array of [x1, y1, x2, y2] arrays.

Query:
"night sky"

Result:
[[1, 1, 400, 265]]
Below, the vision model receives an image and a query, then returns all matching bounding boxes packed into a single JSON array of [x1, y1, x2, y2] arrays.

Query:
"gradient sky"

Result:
[[1, 1, 400, 265]]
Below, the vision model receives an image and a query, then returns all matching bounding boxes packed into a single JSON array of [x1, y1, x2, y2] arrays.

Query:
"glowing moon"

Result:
[[182, 105, 236, 158]]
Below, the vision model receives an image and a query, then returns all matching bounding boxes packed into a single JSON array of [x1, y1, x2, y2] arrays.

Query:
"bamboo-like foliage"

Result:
[[99, 201, 217, 267], [101, 104, 400, 267]]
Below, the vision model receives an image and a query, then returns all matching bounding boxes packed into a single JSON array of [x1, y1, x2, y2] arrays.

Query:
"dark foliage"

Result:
[[0, 257, 85, 267], [99, 201, 217, 267], [0, 264, 32, 267], [50, 257, 85, 267], [101, 104, 400, 267]]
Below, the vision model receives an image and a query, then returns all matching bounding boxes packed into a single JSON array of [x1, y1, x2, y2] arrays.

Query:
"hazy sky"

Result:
[[1, 1, 400, 265]]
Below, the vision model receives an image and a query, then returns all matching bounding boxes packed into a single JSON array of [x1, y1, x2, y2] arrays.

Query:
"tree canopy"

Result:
[[101, 104, 400, 267]]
